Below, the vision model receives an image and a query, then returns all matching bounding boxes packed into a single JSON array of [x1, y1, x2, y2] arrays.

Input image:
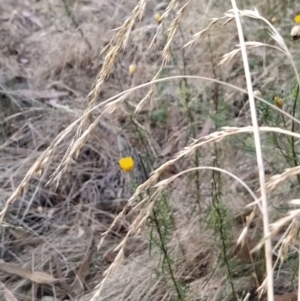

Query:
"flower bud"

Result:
[[129, 64, 137, 75]]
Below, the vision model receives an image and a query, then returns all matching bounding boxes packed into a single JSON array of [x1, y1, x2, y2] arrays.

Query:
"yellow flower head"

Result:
[[154, 13, 161, 23], [129, 64, 137, 75], [118, 157, 134, 172], [274, 96, 283, 108], [294, 14, 300, 24]]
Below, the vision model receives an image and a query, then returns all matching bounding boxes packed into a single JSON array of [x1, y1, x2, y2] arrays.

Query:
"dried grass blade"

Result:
[[0, 260, 56, 284], [230, 1, 273, 300], [4, 288, 19, 301]]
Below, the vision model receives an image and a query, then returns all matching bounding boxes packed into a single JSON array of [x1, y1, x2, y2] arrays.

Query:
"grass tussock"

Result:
[[2, 0, 300, 301]]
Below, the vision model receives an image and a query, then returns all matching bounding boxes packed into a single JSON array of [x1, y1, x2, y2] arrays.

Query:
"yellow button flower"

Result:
[[128, 64, 137, 75], [274, 96, 283, 108], [118, 157, 134, 172], [294, 14, 300, 24], [154, 13, 161, 24]]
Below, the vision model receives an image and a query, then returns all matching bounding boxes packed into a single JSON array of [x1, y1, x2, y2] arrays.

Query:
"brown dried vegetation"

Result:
[[1, 0, 300, 301]]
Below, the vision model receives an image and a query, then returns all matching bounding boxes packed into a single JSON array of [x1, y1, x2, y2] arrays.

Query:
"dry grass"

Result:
[[2, 0, 300, 301]]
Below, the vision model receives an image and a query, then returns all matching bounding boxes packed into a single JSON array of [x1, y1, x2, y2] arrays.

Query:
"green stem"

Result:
[[290, 84, 300, 187], [152, 209, 184, 300], [139, 155, 184, 300], [211, 156, 237, 301]]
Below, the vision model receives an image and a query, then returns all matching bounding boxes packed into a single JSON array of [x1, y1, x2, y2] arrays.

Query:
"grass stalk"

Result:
[[229, 1, 274, 300]]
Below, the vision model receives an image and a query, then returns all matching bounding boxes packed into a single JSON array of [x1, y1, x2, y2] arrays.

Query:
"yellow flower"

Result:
[[129, 64, 137, 75], [294, 14, 300, 24], [118, 157, 134, 172], [274, 96, 283, 108], [154, 13, 161, 23]]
